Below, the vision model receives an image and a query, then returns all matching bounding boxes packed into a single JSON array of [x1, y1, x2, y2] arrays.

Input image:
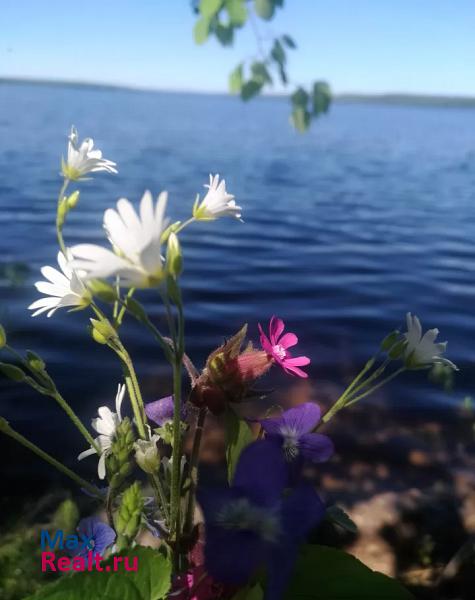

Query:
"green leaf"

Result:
[[215, 22, 234, 46], [290, 106, 311, 133], [240, 79, 263, 101], [270, 39, 286, 66], [284, 545, 414, 599], [52, 499, 79, 533], [0, 324, 6, 348], [254, 0, 275, 20], [326, 505, 358, 534], [194, 16, 210, 44], [224, 406, 254, 482], [225, 0, 247, 26], [312, 81, 332, 115], [199, 0, 223, 18], [0, 362, 26, 382], [251, 61, 272, 85], [281, 34, 296, 49], [229, 63, 243, 93], [291, 86, 309, 107], [26, 547, 172, 600]]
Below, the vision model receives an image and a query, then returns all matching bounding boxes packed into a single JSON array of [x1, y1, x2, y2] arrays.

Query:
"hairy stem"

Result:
[[56, 178, 70, 255]]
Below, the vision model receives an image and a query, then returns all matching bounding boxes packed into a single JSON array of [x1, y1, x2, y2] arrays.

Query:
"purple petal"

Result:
[[145, 395, 186, 426], [281, 483, 325, 543], [91, 521, 116, 554], [283, 364, 309, 378], [265, 485, 325, 600], [258, 415, 285, 436], [258, 323, 273, 354], [281, 403, 321, 435], [204, 525, 265, 584], [233, 440, 286, 507], [284, 355, 311, 366], [299, 433, 334, 463]]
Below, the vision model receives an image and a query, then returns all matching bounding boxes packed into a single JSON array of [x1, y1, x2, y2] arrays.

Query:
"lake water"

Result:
[[1, 82, 475, 470]]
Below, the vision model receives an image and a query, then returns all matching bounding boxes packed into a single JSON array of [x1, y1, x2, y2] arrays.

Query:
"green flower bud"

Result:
[[52, 499, 79, 533], [161, 220, 182, 244], [388, 339, 407, 360], [26, 350, 46, 373], [115, 481, 144, 549], [0, 325, 6, 349], [166, 232, 183, 278], [0, 362, 26, 382], [90, 318, 118, 346], [134, 436, 160, 474], [66, 190, 80, 209], [380, 330, 400, 352]]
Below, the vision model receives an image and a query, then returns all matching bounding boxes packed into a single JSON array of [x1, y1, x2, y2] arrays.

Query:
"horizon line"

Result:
[[2, 76, 475, 106]]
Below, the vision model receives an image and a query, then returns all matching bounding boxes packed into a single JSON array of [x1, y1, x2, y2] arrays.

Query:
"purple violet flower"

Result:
[[258, 402, 334, 465], [145, 395, 186, 426], [74, 517, 116, 564], [198, 440, 325, 600]]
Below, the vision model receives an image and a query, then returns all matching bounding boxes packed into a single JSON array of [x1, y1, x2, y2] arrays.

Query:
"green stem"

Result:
[[5, 345, 98, 452], [173, 217, 195, 236], [56, 179, 70, 255], [322, 358, 376, 424], [51, 388, 99, 453], [184, 407, 207, 535], [150, 473, 170, 526], [0, 419, 99, 497], [170, 297, 185, 539], [343, 368, 406, 408], [116, 287, 136, 327]]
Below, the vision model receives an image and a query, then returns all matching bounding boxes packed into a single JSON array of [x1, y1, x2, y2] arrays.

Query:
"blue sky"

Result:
[[2, 0, 475, 95]]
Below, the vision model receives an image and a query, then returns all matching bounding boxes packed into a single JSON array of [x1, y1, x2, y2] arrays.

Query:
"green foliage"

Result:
[[224, 405, 254, 482], [51, 499, 79, 534], [193, 17, 210, 44], [231, 583, 264, 599], [284, 545, 414, 599], [226, 0, 247, 26], [26, 547, 172, 600], [254, 0, 275, 20], [0, 324, 6, 348], [191, 0, 332, 132], [229, 63, 243, 93]]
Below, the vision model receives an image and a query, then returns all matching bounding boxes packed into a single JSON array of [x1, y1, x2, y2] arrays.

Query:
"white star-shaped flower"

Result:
[[193, 174, 242, 220], [404, 313, 457, 370], [70, 190, 169, 288], [78, 384, 125, 480], [61, 126, 117, 181], [28, 251, 91, 317]]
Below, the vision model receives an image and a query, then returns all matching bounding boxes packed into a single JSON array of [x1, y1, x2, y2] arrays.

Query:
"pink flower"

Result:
[[258, 316, 310, 378]]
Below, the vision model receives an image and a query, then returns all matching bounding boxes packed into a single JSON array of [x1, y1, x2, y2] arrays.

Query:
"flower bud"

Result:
[[380, 330, 400, 352], [90, 318, 118, 345], [388, 339, 407, 360], [134, 436, 160, 474], [115, 481, 143, 549], [0, 362, 26, 382], [166, 232, 183, 278], [66, 190, 80, 209], [56, 196, 69, 228]]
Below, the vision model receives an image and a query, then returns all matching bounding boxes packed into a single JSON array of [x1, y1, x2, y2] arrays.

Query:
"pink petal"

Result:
[[269, 316, 285, 344], [279, 332, 298, 350], [258, 323, 273, 354], [284, 355, 311, 367], [284, 364, 308, 378]]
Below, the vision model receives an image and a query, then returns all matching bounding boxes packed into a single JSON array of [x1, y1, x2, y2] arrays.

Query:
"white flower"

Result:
[[61, 126, 117, 181], [404, 313, 457, 370], [70, 191, 170, 288], [134, 435, 160, 474], [78, 384, 126, 480], [28, 251, 91, 317], [193, 174, 242, 220]]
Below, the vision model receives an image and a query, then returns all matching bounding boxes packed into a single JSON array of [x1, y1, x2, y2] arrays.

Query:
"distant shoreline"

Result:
[[2, 77, 475, 108]]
